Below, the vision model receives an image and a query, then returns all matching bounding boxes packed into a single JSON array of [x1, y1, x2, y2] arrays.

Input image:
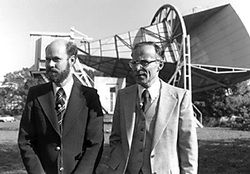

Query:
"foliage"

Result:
[[0, 68, 44, 116], [226, 80, 250, 117], [194, 80, 250, 130], [194, 87, 228, 118]]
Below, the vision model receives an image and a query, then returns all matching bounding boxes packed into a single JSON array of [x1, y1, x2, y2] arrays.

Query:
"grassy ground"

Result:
[[197, 127, 250, 174], [0, 121, 26, 174], [0, 121, 250, 174]]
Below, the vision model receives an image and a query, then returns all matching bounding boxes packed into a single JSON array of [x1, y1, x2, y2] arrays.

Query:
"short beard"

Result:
[[46, 63, 70, 85]]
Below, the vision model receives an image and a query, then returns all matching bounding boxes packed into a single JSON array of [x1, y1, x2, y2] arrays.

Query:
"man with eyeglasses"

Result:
[[108, 41, 198, 174], [18, 39, 104, 174]]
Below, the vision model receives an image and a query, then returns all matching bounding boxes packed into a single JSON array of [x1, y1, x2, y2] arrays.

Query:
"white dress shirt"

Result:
[[138, 78, 161, 105], [53, 77, 74, 109]]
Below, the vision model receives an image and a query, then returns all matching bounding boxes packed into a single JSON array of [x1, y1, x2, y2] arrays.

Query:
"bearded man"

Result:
[[18, 39, 104, 174]]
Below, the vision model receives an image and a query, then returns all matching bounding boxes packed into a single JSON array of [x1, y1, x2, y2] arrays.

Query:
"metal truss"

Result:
[[192, 64, 250, 74], [30, 4, 202, 127]]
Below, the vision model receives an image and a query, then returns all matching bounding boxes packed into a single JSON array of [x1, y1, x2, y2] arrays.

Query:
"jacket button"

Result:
[[59, 167, 64, 172], [55, 146, 61, 151]]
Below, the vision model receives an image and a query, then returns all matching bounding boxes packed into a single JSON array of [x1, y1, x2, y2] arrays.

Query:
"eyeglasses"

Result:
[[128, 60, 158, 69]]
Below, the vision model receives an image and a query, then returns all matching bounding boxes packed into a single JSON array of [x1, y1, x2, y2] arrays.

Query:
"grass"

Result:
[[0, 121, 250, 173], [0, 143, 26, 174], [0, 121, 26, 174], [197, 128, 250, 174]]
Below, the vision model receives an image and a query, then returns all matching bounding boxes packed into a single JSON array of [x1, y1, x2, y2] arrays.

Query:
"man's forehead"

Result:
[[46, 40, 67, 54], [132, 45, 156, 57], [51, 40, 66, 48]]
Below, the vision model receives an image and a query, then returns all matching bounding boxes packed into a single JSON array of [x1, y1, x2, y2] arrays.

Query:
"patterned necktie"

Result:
[[55, 88, 66, 126], [142, 89, 151, 112]]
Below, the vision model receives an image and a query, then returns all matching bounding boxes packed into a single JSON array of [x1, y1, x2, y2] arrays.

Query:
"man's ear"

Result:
[[69, 55, 76, 65], [158, 61, 164, 71]]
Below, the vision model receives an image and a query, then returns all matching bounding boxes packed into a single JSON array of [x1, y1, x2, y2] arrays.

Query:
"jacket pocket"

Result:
[[107, 147, 123, 170], [107, 155, 121, 170]]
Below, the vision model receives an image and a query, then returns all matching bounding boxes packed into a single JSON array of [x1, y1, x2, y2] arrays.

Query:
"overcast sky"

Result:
[[0, 0, 231, 81]]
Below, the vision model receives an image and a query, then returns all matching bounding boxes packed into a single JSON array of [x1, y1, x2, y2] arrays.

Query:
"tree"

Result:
[[194, 79, 250, 130], [225, 80, 250, 118], [194, 87, 228, 119], [0, 68, 43, 116]]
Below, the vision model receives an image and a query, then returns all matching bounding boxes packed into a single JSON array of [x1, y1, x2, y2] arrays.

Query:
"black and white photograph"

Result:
[[0, 0, 250, 173]]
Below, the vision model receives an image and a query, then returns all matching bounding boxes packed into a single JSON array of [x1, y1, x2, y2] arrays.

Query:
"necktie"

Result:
[[55, 88, 66, 126], [142, 89, 151, 112]]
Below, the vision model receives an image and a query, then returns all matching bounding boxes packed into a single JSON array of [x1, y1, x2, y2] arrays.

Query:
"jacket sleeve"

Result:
[[107, 91, 125, 171], [18, 88, 45, 174], [73, 89, 104, 174], [178, 90, 198, 174]]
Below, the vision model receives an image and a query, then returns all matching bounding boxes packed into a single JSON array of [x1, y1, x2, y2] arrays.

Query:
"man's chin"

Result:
[[48, 75, 60, 84], [136, 75, 147, 82], [136, 79, 147, 86]]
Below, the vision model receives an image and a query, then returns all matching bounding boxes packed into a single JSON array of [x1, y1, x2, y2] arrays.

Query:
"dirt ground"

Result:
[[0, 121, 250, 174]]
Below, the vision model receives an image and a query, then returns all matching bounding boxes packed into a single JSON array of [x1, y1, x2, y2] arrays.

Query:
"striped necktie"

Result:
[[55, 88, 66, 126], [142, 89, 151, 112]]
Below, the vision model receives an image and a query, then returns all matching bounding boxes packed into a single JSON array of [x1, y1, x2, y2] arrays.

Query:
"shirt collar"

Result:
[[138, 78, 161, 102]]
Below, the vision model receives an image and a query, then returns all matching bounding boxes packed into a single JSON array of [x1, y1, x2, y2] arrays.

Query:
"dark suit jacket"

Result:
[[18, 79, 104, 174]]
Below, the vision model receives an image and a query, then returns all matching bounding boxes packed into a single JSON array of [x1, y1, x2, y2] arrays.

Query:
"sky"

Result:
[[0, 0, 234, 82]]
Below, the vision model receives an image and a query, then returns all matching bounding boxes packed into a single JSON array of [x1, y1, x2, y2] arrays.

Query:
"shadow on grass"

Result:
[[0, 143, 26, 174], [198, 139, 250, 174]]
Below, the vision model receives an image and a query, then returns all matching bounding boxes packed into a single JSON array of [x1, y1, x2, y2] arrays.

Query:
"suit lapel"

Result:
[[62, 80, 88, 137], [123, 85, 137, 149], [152, 81, 177, 150], [37, 83, 60, 135]]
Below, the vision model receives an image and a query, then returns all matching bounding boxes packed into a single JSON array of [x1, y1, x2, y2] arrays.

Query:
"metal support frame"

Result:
[[115, 35, 132, 49], [29, 5, 204, 127], [183, 35, 192, 92], [72, 57, 93, 87], [192, 71, 227, 87], [192, 64, 250, 74]]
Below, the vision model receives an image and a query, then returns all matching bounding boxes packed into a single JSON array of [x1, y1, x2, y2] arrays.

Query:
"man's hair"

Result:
[[66, 41, 78, 57], [132, 41, 165, 61]]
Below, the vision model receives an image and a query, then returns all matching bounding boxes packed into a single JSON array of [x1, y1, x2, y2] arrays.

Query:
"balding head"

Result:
[[46, 39, 78, 57]]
